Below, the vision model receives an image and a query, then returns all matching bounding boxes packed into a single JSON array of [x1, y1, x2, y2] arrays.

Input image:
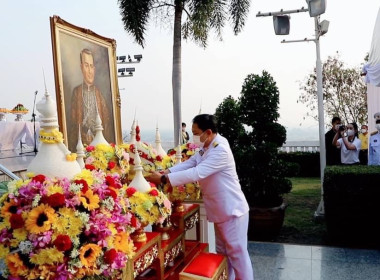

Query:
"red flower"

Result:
[[105, 175, 116, 186], [104, 248, 118, 264], [32, 174, 46, 184], [85, 164, 95, 171], [108, 188, 117, 200], [10, 214, 24, 229], [126, 187, 137, 197], [149, 182, 157, 188], [130, 214, 138, 228], [129, 144, 135, 152], [166, 185, 173, 193], [108, 161, 116, 170], [46, 193, 65, 208], [53, 235, 72, 251], [149, 189, 159, 196], [74, 179, 89, 193], [86, 146, 95, 152], [110, 143, 116, 147], [156, 155, 162, 161]]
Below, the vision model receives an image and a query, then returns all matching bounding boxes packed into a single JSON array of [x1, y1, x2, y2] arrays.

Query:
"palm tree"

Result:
[[118, 0, 251, 145]]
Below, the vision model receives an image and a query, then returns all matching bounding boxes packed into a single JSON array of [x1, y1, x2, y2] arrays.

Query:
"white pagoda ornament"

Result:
[[89, 108, 109, 146], [76, 126, 85, 169], [129, 149, 151, 192], [129, 118, 137, 144], [155, 124, 167, 157], [27, 88, 81, 179]]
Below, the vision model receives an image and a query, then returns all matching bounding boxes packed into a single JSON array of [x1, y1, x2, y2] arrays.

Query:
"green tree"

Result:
[[298, 53, 367, 126], [118, 0, 250, 145], [215, 71, 292, 207]]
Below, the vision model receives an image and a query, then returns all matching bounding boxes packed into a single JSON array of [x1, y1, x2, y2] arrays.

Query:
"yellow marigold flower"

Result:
[[30, 247, 64, 265], [25, 204, 57, 234], [79, 243, 102, 267], [114, 231, 135, 258], [26, 172, 35, 178], [66, 153, 77, 161], [7, 253, 28, 277], [52, 207, 83, 238], [80, 190, 100, 211], [0, 244, 9, 259], [0, 193, 8, 205]]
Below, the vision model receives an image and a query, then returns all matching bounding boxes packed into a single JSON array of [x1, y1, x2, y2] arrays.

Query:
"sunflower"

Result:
[[25, 204, 57, 234], [79, 243, 102, 266], [6, 253, 28, 277], [79, 190, 100, 211], [1, 199, 18, 217], [114, 231, 135, 257]]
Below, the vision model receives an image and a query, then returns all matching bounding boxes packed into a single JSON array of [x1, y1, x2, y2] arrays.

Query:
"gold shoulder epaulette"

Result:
[[213, 142, 219, 148]]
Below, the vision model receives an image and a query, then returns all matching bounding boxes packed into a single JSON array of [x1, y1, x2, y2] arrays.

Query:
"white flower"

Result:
[[32, 194, 41, 207], [19, 241, 33, 254]]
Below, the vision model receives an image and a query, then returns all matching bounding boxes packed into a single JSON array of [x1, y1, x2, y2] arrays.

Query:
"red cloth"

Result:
[[183, 252, 224, 277]]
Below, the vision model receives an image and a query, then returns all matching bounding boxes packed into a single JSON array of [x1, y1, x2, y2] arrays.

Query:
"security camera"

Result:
[[319, 20, 329, 36], [134, 54, 143, 62]]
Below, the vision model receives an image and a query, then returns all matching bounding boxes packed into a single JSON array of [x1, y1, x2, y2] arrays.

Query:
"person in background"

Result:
[[333, 122, 361, 165], [148, 114, 254, 280], [325, 116, 342, 165], [181, 122, 190, 144], [369, 119, 380, 165], [359, 124, 368, 165]]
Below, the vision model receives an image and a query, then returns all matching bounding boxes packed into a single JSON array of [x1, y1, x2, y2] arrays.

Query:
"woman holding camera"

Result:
[[332, 122, 361, 165]]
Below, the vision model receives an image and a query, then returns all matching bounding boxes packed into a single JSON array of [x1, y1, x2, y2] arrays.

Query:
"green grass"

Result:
[[275, 177, 329, 245]]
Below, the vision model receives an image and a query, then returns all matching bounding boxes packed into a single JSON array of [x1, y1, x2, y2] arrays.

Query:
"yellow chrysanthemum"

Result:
[[114, 231, 135, 258], [12, 227, 28, 242], [79, 243, 102, 267], [46, 184, 64, 195], [0, 192, 8, 205], [0, 244, 9, 259], [52, 207, 83, 238], [6, 253, 28, 277], [30, 247, 64, 265], [80, 190, 100, 211], [74, 169, 94, 187], [25, 204, 57, 234]]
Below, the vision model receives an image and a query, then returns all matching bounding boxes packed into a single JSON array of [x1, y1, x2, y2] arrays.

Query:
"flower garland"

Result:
[[39, 129, 64, 144], [0, 171, 135, 279], [126, 186, 172, 226]]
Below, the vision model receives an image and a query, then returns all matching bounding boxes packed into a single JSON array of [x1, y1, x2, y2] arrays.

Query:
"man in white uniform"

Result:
[[148, 114, 254, 280], [369, 119, 380, 165]]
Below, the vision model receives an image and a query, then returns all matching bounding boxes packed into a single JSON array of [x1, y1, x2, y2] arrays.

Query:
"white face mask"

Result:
[[347, 129, 355, 137], [361, 129, 367, 134], [193, 132, 205, 148], [376, 124, 380, 131]]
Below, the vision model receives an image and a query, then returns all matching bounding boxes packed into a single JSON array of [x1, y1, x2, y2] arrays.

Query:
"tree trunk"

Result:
[[172, 1, 183, 146]]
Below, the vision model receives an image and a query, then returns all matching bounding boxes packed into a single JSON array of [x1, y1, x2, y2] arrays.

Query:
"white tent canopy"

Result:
[[363, 7, 380, 135]]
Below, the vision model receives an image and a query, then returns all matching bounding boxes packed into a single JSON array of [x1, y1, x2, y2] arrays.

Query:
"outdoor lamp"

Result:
[[125, 67, 135, 75], [319, 20, 329, 35], [117, 56, 126, 63], [273, 15, 290, 35], [134, 54, 143, 62], [306, 0, 326, 17], [118, 68, 126, 75]]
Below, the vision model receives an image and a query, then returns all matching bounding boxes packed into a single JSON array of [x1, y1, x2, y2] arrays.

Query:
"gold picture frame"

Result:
[[50, 15, 122, 152]]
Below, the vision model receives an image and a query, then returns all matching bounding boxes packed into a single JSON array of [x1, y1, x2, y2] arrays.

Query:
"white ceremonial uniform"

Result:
[[369, 132, 380, 165], [168, 134, 254, 280]]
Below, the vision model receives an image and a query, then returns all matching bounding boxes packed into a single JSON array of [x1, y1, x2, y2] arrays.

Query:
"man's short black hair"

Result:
[[192, 114, 218, 133], [332, 116, 341, 124], [182, 122, 186, 127]]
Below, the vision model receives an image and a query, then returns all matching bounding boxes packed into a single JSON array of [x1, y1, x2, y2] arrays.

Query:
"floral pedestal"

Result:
[[173, 199, 185, 213], [131, 222, 149, 243], [13, 112, 27, 121]]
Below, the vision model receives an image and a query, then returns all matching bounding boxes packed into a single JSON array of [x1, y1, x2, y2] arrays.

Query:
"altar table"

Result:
[[0, 121, 39, 151]]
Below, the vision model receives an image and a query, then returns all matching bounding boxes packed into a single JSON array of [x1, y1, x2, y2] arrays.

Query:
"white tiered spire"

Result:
[[129, 149, 151, 192], [155, 124, 167, 157], [27, 87, 81, 179], [129, 118, 137, 144], [76, 125, 85, 169], [89, 107, 109, 146]]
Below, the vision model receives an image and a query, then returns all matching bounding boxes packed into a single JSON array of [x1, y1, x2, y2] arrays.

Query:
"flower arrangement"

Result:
[[126, 185, 172, 226], [167, 142, 199, 162], [0, 170, 136, 279], [162, 182, 201, 203], [85, 143, 130, 180]]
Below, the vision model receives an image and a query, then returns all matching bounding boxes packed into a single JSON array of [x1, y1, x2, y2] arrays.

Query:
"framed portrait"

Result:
[[50, 15, 122, 152]]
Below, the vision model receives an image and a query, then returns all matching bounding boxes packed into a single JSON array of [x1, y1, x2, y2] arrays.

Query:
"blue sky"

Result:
[[1, 1, 378, 141]]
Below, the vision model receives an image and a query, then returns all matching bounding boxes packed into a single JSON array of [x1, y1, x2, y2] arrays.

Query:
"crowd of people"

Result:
[[325, 115, 380, 165]]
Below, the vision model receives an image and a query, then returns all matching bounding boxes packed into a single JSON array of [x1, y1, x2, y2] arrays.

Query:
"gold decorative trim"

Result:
[[164, 240, 183, 267], [133, 244, 159, 278], [185, 212, 199, 231]]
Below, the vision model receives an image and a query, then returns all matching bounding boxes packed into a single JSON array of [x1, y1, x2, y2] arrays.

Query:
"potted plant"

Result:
[[215, 71, 292, 240]]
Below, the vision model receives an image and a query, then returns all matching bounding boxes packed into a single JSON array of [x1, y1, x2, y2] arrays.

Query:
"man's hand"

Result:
[[146, 171, 162, 186]]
